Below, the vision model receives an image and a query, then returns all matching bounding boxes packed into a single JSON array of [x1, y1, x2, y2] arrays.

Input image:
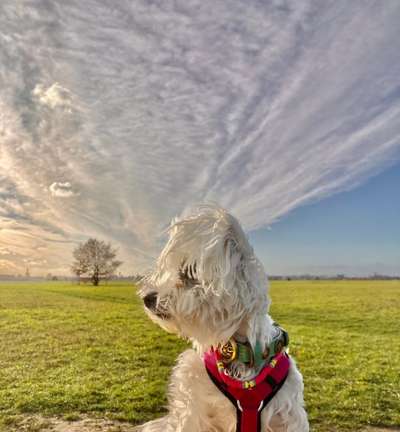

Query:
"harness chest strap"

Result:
[[204, 351, 290, 432]]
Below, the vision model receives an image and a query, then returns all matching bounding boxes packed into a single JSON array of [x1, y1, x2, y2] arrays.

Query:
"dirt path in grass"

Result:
[[3, 415, 137, 432], [4, 416, 400, 432]]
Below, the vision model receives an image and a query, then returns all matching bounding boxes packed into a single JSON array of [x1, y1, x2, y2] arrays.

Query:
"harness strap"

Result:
[[205, 367, 244, 432], [204, 351, 290, 432]]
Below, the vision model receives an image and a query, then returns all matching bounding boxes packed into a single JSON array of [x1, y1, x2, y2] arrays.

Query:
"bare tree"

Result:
[[71, 238, 122, 286]]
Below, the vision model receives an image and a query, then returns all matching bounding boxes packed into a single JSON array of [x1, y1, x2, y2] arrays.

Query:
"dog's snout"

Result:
[[143, 292, 158, 310]]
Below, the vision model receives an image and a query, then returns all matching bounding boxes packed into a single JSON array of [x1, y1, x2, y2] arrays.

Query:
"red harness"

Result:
[[204, 349, 290, 432]]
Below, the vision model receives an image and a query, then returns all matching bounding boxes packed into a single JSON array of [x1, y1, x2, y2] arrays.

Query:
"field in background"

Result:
[[0, 280, 399, 431]]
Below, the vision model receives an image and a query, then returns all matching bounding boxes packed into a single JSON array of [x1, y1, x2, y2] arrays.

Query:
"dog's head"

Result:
[[139, 205, 270, 350]]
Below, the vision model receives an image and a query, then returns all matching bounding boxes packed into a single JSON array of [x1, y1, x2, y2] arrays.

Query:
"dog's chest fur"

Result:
[[169, 349, 289, 432]]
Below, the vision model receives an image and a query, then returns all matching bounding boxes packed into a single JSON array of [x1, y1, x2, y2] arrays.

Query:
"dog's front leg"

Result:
[[262, 359, 309, 432]]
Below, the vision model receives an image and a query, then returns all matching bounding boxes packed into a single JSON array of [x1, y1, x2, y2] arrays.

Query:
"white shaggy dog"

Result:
[[137, 206, 309, 432]]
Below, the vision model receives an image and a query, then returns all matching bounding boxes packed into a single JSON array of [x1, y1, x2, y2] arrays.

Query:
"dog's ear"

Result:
[[222, 236, 244, 277]]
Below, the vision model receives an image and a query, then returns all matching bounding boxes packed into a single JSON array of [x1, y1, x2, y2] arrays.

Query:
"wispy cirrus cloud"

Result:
[[1, 0, 400, 275]]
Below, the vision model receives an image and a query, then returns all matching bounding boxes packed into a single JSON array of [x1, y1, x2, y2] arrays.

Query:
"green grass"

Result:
[[0, 280, 399, 431]]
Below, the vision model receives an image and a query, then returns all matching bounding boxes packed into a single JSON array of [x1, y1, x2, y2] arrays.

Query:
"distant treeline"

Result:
[[269, 274, 400, 280], [1, 273, 399, 281], [0, 274, 143, 282]]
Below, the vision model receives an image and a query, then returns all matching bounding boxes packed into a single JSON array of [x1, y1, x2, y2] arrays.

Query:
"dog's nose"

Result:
[[143, 292, 158, 310]]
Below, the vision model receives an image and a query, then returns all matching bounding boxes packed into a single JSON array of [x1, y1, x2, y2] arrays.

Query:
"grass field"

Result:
[[0, 280, 399, 431]]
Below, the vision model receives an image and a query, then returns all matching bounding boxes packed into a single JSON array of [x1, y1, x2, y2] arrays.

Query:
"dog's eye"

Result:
[[179, 262, 197, 280], [177, 261, 198, 288]]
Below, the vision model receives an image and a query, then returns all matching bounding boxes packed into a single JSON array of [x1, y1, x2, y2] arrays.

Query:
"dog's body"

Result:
[[138, 206, 309, 432]]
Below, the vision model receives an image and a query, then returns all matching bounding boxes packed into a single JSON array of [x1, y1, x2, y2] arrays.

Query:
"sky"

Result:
[[0, 1, 400, 277], [250, 162, 400, 276]]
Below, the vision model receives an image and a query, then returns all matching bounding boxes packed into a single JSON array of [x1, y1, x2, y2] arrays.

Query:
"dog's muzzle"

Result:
[[143, 292, 170, 319]]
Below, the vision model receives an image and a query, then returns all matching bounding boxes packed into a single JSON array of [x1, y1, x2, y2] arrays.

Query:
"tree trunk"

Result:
[[92, 271, 99, 286]]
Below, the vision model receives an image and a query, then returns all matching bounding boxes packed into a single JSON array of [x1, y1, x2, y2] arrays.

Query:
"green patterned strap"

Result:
[[236, 324, 289, 368]]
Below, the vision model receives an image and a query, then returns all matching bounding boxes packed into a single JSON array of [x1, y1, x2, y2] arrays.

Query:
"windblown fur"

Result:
[[137, 205, 309, 432]]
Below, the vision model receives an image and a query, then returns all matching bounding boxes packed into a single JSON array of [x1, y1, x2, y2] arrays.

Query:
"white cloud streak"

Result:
[[49, 182, 77, 198], [0, 0, 400, 274], [33, 83, 74, 111]]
